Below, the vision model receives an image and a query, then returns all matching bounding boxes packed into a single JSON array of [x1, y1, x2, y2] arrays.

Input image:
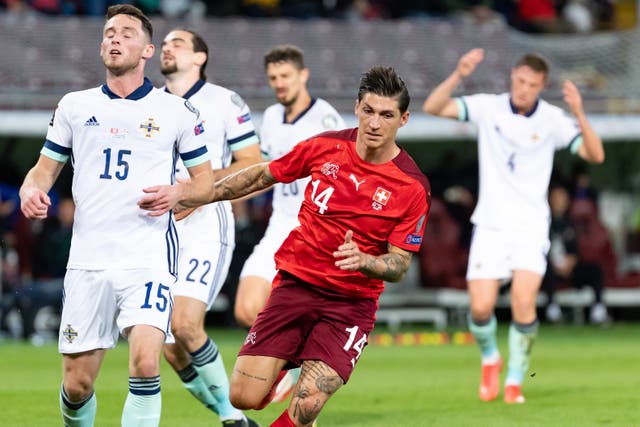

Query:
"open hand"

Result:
[[457, 48, 484, 78]]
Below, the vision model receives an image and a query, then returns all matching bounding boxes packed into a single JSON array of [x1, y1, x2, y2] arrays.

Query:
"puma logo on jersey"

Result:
[[349, 174, 366, 191]]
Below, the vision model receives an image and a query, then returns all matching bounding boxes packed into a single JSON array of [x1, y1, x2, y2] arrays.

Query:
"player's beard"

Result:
[[104, 59, 139, 77], [161, 62, 178, 76], [101, 50, 143, 77], [279, 91, 297, 108]]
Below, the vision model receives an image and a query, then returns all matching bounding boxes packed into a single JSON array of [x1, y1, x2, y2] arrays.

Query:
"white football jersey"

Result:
[[168, 81, 259, 247], [260, 98, 345, 227], [457, 93, 582, 231], [42, 79, 208, 271]]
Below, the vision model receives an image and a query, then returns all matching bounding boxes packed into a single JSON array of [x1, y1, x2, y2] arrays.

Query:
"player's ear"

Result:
[[400, 110, 410, 127], [194, 51, 207, 67], [142, 43, 155, 60], [300, 67, 309, 84], [354, 99, 360, 115]]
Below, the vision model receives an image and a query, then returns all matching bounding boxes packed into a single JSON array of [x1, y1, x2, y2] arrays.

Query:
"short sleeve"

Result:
[[177, 100, 209, 168], [224, 92, 259, 151], [268, 138, 314, 184], [459, 93, 496, 125], [388, 188, 430, 252], [41, 96, 73, 163]]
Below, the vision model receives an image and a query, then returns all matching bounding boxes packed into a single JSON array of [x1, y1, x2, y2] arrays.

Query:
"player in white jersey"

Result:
[[423, 48, 604, 404], [159, 28, 260, 427], [234, 44, 345, 404], [19, 6, 214, 427]]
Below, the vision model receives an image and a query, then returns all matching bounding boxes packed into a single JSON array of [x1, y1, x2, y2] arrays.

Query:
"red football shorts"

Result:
[[238, 271, 377, 383]]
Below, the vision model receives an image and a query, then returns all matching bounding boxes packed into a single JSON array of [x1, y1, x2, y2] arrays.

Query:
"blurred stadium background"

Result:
[[1, 1, 640, 341]]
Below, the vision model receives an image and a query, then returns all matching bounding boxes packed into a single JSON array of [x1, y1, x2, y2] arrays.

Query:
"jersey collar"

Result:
[[509, 97, 539, 117], [102, 77, 154, 100], [283, 98, 316, 124], [165, 79, 206, 99]]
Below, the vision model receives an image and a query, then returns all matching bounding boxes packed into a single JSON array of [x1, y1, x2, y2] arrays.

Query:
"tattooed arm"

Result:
[[333, 230, 412, 282], [211, 161, 277, 202]]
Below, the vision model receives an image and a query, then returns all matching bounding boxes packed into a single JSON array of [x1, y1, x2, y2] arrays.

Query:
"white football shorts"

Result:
[[59, 268, 176, 354], [239, 220, 294, 282], [466, 224, 550, 281], [173, 205, 235, 310]]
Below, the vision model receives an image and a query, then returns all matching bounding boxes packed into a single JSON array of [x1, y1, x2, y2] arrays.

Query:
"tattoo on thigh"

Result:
[[234, 368, 267, 382]]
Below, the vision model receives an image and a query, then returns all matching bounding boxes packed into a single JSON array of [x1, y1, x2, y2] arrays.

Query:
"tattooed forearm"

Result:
[[212, 162, 276, 202], [360, 250, 411, 282]]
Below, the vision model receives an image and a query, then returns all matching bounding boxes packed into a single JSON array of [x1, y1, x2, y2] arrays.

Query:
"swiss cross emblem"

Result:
[[373, 187, 391, 206]]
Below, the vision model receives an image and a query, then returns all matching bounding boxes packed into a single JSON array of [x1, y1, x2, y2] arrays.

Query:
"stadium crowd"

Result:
[[0, 0, 617, 33]]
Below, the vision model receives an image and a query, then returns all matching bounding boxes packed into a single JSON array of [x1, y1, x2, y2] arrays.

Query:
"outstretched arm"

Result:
[[333, 230, 412, 282], [212, 161, 276, 202], [563, 80, 605, 164], [20, 155, 65, 220], [213, 143, 262, 181], [422, 48, 484, 119]]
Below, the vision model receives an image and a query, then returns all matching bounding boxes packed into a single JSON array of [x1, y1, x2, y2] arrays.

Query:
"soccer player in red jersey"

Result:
[[143, 66, 431, 427]]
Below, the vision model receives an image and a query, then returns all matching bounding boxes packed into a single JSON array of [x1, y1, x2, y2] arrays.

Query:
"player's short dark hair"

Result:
[[515, 53, 549, 78], [106, 4, 153, 42], [174, 28, 209, 81], [358, 66, 410, 114], [264, 44, 305, 70]]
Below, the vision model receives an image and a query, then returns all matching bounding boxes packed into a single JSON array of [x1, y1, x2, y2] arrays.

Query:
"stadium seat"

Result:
[[419, 198, 468, 289], [569, 199, 618, 286]]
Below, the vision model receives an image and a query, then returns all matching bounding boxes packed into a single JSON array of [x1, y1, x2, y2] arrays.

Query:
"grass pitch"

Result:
[[0, 323, 638, 426]]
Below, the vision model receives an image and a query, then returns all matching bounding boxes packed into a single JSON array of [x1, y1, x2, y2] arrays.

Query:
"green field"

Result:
[[1, 324, 638, 427]]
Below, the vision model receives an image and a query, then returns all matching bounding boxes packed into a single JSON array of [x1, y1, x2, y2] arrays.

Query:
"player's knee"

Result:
[[62, 378, 94, 402], [233, 304, 255, 328], [470, 300, 495, 320], [130, 356, 160, 378], [229, 383, 259, 410]]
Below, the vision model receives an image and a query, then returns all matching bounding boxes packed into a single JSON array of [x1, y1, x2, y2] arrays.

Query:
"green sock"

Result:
[[121, 376, 161, 427], [468, 314, 500, 361], [60, 386, 96, 427], [191, 338, 240, 419], [177, 364, 220, 414], [506, 320, 539, 385]]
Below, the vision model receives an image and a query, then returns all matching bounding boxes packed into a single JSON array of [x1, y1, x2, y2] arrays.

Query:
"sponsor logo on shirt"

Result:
[[321, 162, 339, 179], [237, 113, 251, 124], [84, 116, 99, 127], [349, 174, 366, 191], [194, 121, 205, 136], [405, 234, 422, 245], [139, 118, 160, 138]]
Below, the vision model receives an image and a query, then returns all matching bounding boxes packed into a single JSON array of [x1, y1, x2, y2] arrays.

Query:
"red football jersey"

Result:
[[268, 128, 431, 300]]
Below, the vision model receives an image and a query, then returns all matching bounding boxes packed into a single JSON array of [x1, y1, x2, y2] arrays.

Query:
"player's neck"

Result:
[[105, 69, 146, 98], [357, 142, 401, 164], [284, 91, 312, 122], [165, 71, 201, 98]]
